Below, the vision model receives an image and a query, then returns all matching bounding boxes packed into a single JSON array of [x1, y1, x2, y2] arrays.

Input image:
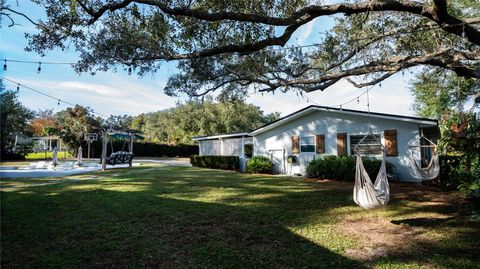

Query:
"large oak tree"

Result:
[[2, 0, 479, 96]]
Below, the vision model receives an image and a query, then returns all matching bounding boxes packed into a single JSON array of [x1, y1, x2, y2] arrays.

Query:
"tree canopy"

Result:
[[136, 99, 280, 144], [0, 90, 34, 158], [2, 0, 478, 97]]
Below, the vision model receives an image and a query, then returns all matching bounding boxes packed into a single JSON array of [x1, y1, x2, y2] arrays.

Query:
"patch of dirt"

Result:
[[336, 183, 467, 263], [339, 216, 434, 261]]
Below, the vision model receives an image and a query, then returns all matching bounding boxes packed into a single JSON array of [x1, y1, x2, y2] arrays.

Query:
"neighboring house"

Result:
[[193, 105, 439, 182], [31, 136, 64, 151]]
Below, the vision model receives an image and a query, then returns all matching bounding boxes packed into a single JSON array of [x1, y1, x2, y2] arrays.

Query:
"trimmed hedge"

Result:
[[306, 155, 394, 181], [247, 156, 274, 174], [190, 155, 240, 170], [88, 141, 198, 158]]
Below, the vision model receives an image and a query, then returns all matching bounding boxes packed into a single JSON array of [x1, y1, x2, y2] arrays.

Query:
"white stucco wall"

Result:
[[253, 110, 431, 182]]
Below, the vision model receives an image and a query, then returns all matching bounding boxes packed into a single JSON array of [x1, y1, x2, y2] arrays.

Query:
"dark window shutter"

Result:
[[337, 133, 347, 156], [292, 136, 300, 154], [316, 134, 325, 154], [384, 129, 398, 156]]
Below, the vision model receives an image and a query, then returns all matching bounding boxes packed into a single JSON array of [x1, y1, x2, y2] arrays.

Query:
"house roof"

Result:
[[249, 105, 438, 136], [192, 132, 251, 141]]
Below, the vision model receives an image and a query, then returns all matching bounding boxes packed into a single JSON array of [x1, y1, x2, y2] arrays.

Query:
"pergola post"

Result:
[[101, 131, 107, 171]]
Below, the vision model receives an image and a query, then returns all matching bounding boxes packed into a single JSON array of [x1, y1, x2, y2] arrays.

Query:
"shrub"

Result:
[[440, 155, 480, 196], [90, 141, 198, 158], [306, 155, 394, 181], [246, 156, 274, 174], [190, 155, 239, 170]]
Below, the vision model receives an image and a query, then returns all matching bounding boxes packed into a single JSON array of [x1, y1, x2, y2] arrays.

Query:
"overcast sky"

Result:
[[1, 1, 417, 118]]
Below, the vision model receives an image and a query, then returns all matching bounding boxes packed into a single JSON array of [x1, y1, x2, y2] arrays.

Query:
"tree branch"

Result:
[[75, 0, 480, 45]]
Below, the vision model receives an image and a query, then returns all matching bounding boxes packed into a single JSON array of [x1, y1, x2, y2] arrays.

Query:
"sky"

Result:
[[1, 1, 417, 119]]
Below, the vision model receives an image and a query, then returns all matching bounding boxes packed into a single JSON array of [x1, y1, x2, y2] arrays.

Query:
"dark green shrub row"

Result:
[[190, 155, 239, 170], [247, 156, 274, 174], [306, 155, 394, 181], [88, 141, 198, 158]]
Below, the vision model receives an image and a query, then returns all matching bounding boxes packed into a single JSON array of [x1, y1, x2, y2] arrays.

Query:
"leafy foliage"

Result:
[[8, 0, 478, 96], [0, 90, 34, 160], [190, 155, 240, 170], [246, 156, 274, 174], [29, 109, 62, 136], [306, 155, 394, 181], [59, 105, 101, 148], [135, 99, 279, 144]]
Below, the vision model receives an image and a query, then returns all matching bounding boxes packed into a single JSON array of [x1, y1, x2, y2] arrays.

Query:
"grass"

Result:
[[1, 164, 479, 268], [24, 151, 73, 160]]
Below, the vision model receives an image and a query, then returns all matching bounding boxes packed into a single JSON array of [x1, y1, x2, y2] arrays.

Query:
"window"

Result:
[[300, 136, 315, 153], [350, 134, 382, 155], [244, 144, 253, 158]]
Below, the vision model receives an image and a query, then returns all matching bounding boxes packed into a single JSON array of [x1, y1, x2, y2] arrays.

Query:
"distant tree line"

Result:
[[1, 90, 279, 159]]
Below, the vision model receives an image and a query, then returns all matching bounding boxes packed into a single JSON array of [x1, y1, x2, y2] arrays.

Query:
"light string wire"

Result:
[[0, 76, 108, 118]]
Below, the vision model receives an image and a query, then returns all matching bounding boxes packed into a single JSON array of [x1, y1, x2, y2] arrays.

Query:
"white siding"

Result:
[[254, 110, 426, 182]]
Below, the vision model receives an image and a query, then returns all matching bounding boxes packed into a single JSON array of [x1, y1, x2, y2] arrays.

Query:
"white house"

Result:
[[193, 105, 439, 182]]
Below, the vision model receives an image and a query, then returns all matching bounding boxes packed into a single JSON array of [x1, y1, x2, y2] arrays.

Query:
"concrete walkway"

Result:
[[0, 159, 191, 179]]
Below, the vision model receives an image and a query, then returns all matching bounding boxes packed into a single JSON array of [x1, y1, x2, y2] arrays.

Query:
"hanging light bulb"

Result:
[[128, 66, 132, 76], [37, 62, 42, 73], [16, 84, 20, 93], [58, 99, 61, 106], [357, 98, 359, 104], [3, 60, 6, 71], [379, 82, 382, 88], [340, 105, 343, 110]]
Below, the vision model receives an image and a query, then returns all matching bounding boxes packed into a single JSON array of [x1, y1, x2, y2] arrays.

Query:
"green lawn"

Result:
[[1, 164, 478, 268], [25, 151, 74, 160]]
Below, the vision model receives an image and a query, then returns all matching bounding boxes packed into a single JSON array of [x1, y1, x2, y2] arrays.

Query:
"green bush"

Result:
[[246, 156, 274, 174], [90, 141, 198, 158], [440, 155, 480, 196], [306, 155, 394, 181], [190, 155, 239, 170]]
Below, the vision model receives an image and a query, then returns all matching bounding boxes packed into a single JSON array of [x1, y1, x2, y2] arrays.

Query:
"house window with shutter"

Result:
[[337, 133, 348, 156], [384, 129, 398, 156], [316, 134, 325, 154], [300, 136, 315, 153], [292, 136, 300, 154]]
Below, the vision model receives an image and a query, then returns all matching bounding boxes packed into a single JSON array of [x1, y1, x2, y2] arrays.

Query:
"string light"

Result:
[[0, 76, 108, 118], [37, 62, 42, 73], [16, 84, 20, 93], [3, 60, 6, 71], [128, 66, 132, 76], [357, 98, 360, 104]]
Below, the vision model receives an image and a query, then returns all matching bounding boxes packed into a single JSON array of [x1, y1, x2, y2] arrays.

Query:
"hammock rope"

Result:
[[353, 88, 390, 210], [409, 136, 440, 181]]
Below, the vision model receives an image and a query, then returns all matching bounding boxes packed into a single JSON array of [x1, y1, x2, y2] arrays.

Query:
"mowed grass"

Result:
[[25, 151, 74, 160], [1, 164, 479, 268]]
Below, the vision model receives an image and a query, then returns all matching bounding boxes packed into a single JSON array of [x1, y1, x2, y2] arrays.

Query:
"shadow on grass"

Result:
[[1, 166, 364, 268], [2, 166, 479, 268]]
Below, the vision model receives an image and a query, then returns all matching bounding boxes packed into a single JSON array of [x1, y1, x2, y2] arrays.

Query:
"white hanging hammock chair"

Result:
[[409, 136, 440, 181], [353, 134, 390, 210]]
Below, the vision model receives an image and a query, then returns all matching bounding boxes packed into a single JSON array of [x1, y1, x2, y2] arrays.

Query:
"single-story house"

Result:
[[193, 105, 439, 182]]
